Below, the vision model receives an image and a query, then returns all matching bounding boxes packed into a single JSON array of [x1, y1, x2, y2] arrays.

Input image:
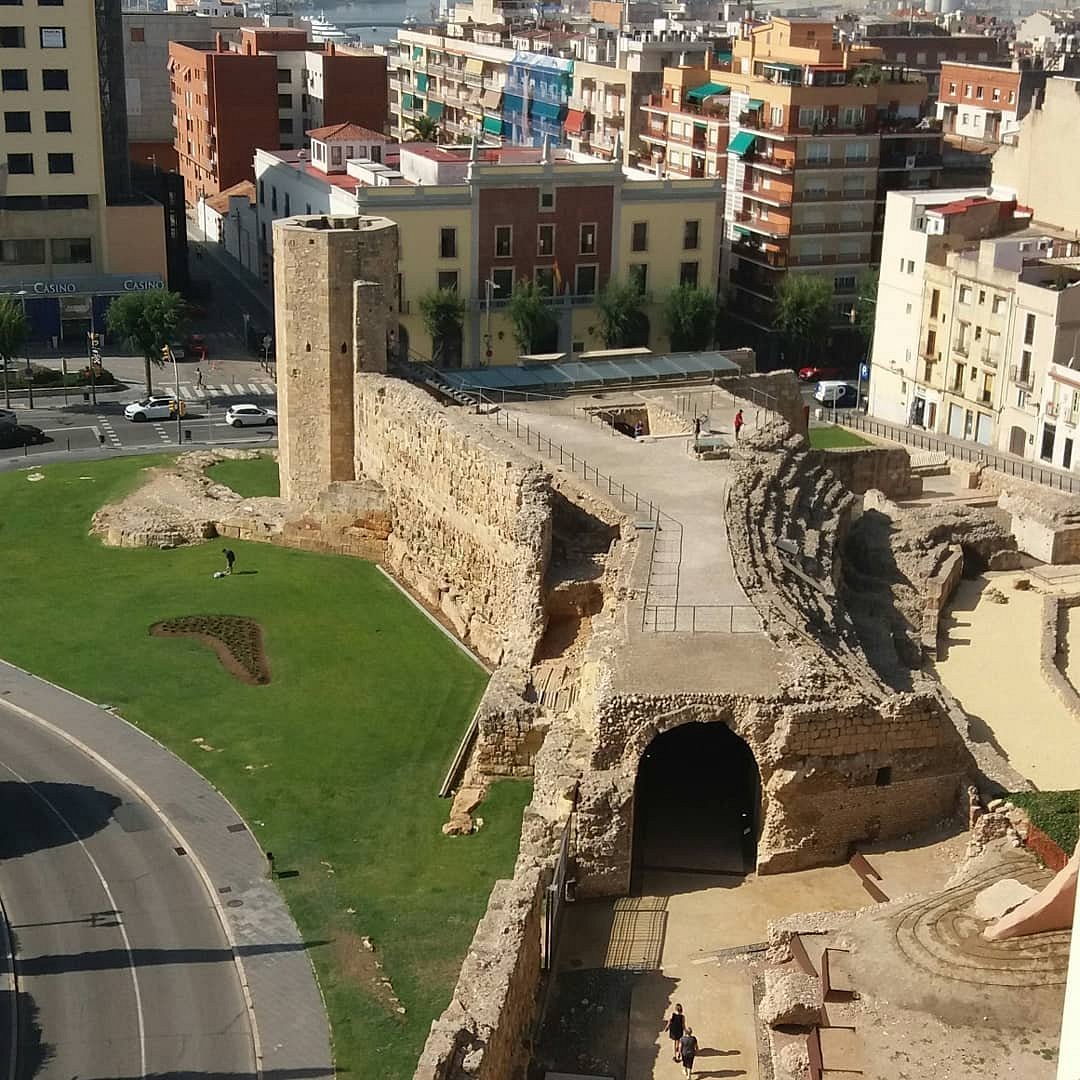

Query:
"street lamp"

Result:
[[146, 154, 158, 175], [483, 277, 501, 364], [16, 290, 31, 410], [163, 344, 183, 444], [849, 294, 876, 413]]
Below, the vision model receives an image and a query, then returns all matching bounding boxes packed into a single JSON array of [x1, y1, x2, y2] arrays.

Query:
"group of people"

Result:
[[662, 1003, 699, 1077], [691, 411, 744, 442]]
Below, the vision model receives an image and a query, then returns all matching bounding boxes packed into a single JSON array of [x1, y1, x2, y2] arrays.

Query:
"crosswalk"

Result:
[[176, 382, 276, 402]]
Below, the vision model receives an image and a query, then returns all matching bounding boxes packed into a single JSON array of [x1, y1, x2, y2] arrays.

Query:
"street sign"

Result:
[[262, 335, 272, 350], [860, 363, 870, 380]]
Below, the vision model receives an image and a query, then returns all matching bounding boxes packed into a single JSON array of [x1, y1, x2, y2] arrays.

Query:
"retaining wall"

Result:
[[815, 445, 919, 500], [1039, 592, 1080, 717]]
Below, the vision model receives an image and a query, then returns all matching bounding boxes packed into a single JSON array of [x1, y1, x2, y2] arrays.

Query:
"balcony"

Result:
[[790, 221, 871, 236], [734, 209, 791, 238], [789, 252, 868, 266], [743, 182, 793, 207], [731, 239, 787, 268], [1046, 401, 1060, 418], [880, 152, 943, 170], [729, 268, 776, 298], [954, 340, 970, 358], [748, 149, 795, 174], [1010, 364, 1034, 389], [980, 350, 1000, 370]]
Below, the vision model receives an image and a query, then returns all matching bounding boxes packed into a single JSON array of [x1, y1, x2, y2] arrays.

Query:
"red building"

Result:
[[170, 31, 387, 207]]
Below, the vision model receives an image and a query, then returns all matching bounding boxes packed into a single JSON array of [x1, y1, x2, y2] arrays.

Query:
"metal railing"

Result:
[[542, 813, 573, 970], [838, 411, 1080, 494]]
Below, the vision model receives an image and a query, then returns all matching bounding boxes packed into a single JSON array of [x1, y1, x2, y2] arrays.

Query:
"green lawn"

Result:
[[0, 456, 530, 1075], [1007, 790, 1079, 857], [206, 454, 281, 498], [808, 425, 871, 450]]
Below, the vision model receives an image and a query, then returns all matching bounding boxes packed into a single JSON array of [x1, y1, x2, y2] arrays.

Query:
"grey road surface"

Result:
[[0, 701, 257, 1079]]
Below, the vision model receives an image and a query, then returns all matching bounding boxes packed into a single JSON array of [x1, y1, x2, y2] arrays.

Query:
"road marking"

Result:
[[0, 757, 148, 1080], [41, 426, 97, 434], [96, 417, 121, 448], [152, 423, 172, 443], [208, 388, 225, 398]]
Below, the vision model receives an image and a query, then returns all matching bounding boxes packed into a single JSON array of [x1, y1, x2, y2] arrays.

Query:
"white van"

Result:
[[813, 381, 858, 408]]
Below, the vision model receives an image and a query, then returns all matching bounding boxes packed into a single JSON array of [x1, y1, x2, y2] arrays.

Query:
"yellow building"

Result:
[[253, 137, 724, 366], [0, 0, 168, 342]]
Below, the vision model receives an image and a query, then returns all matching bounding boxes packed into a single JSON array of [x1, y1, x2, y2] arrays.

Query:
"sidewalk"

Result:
[[0, 659, 334, 1079]]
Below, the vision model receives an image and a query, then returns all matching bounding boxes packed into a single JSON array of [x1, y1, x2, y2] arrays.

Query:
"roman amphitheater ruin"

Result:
[[93, 213, 1077, 1078]]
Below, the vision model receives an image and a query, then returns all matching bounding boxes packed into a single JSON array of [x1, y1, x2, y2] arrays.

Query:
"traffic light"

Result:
[[161, 345, 171, 362], [88, 332, 100, 349]]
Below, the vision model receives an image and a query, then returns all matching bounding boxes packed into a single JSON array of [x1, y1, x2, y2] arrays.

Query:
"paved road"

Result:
[[0, 700, 256, 1079]]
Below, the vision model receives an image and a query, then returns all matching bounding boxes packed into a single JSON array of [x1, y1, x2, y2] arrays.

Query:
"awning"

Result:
[[416, 73, 429, 92], [686, 82, 730, 102], [728, 130, 757, 156], [530, 99, 565, 121], [465, 58, 484, 76], [427, 100, 443, 120], [746, 98, 764, 109], [402, 93, 416, 111], [483, 115, 502, 135], [502, 92, 524, 113], [564, 108, 586, 134], [412, 45, 423, 60], [482, 89, 502, 109]]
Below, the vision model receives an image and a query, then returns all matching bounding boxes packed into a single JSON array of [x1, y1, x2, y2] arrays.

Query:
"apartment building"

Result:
[[863, 33, 1004, 101], [719, 17, 943, 360], [170, 27, 386, 205], [1016, 11, 1080, 67], [639, 60, 731, 180], [248, 132, 723, 366], [936, 60, 1052, 147], [0, 0, 169, 341]]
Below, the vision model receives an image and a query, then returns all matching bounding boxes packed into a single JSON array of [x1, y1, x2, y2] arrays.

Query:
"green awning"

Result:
[[483, 115, 502, 135], [427, 99, 443, 120], [747, 98, 764, 109], [402, 93, 416, 111], [416, 72, 429, 92], [728, 130, 757, 156], [686, 82, 730, 102]]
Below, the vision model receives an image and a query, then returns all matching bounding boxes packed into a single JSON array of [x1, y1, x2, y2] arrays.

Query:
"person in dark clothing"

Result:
[[663, 1003, 686, 1061], [679, 1028, 699, 1077], [223, 548, 235, 575], [693, 415, 702, 438]]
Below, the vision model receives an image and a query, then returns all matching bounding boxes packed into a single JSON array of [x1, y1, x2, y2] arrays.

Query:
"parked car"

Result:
[[799, 364, 843, 382], [0, 424, 48, 449], [123, 397, 186, 422], [0, 408, 16, 428], [225, 403, 277, 427], [813, 381, 859, 408]]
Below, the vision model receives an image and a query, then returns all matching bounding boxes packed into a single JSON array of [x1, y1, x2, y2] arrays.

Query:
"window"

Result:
[[0, 238, 45, 263], [277, 93, 292, 108], [575, 263, 597, 296], [44, 109, 69, 131], [437, 270, 458, 291], [977, 289, 986, 305], [279, 117, 292, 134], [439, 226, 457, 259], [806, 142, 829, 163], [631, 221, 648, 252], [39, 26, 65, 47], [959, 284, 972, 305], [259, 179, 265, 205], [3, 110, 29, 132], [1008, 90, 1016, 104], [0, 27, 25, 46], [491, 267, 514, 295], [834, 274, 856, 292], [964, 83, 973, 97], [6, 152, 32, 174], [38, 0, 65, 5], [537, 223, 554, 257], [948, 81, 957, 94], [975, 85, 984, 99], [39, 66, 65, 90], [1, 68, 27, 89], [845, 142, 868, 162], [539, 188, 554, 210], [130, 26, 144, 42], [1041, 422, 1056, 462], [840, 105, 862, 128], [579, 222, 597, 255], [679, 261, 699, 287], [771, 105, 783, 126], [535, 266, 555, 294], [683, 219, 700, 251], [47, 152, 73, 173], [992, 87, 1000, 102], [277, 68, 292, 83], [930, 288, 940, 318], [50, 237, 91, 263], [330, 145, 341, 166], [906, 260, 915, 274], [495, 225, 512, 258], [798, 105, 824, 128], [1024, 313, 1036, 345], [628, 263, 647, 292], [271, 187, 277, 213], [283, 193, 290, 216], [992, 294, 1006, 315]]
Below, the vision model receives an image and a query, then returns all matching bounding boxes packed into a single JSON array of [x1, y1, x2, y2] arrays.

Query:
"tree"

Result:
[[852, 267, 878, 348], [596, 278, 649, 349], [407, 115, 440, 143], [663, 284, 721, 353], [0, 296, 30, 409], [106, 290, 186, 396], [417, 287, 466, 367], [507, 280, 559, 355], [773, 273, 833, 368]]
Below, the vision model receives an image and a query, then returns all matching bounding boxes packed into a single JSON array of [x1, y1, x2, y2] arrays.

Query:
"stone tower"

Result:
[[273, 214, 400, 505]]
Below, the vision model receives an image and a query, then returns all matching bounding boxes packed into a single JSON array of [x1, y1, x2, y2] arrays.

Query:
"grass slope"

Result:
[[206, 455, 280, 498], [1007, 790, 1079, 856], [808, 425, 871, 449], [0, 456, 530, 1075]]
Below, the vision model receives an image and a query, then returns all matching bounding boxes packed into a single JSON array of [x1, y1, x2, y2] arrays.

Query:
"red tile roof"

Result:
[[306, 122, 387, 142]]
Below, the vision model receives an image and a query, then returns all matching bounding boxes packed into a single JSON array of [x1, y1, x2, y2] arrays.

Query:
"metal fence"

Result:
[[542, 814, 574, 971], [838, 412, 1080, 495]]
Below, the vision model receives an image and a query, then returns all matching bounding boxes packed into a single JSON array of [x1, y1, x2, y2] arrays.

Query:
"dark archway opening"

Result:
[[632, 722, 760, 881]]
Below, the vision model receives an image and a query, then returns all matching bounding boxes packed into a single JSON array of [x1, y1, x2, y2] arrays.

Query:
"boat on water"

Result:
[[308, 12, 351, 43]]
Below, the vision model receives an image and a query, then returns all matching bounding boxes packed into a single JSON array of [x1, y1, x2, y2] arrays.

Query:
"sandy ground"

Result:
[[934, 570, 1080, 791]]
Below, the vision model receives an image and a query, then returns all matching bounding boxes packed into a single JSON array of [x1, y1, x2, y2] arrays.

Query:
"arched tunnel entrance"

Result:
[[632, 722, 761, 880]]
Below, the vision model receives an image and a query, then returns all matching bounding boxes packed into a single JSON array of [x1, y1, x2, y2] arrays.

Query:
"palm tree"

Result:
[[0, 295, 30, 409], [407, 115, 440, 143]]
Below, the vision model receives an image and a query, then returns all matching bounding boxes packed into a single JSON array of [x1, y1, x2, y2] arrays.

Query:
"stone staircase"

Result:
[[392, 355, 479, 408]]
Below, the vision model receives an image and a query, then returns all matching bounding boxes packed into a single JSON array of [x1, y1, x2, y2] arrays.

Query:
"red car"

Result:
[[798, 364, 843, 382]]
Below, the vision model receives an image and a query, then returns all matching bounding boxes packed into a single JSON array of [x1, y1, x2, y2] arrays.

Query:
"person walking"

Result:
[[195, 367, 203, 389], [663, 1003, 686, 1062], [734, 409, 744, 441], [222, 548, 235, 575], [679, 1027, 699, 1078], [693, 415, 702, 438]]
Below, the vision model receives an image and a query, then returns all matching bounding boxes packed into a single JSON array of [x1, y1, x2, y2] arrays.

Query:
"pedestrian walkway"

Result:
[[178, 381, 276, 401], [0, 658, 334, 1079]]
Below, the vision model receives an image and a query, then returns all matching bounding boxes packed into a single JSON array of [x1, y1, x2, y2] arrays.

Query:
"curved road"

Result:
[[0, 700, 256, 1079]]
